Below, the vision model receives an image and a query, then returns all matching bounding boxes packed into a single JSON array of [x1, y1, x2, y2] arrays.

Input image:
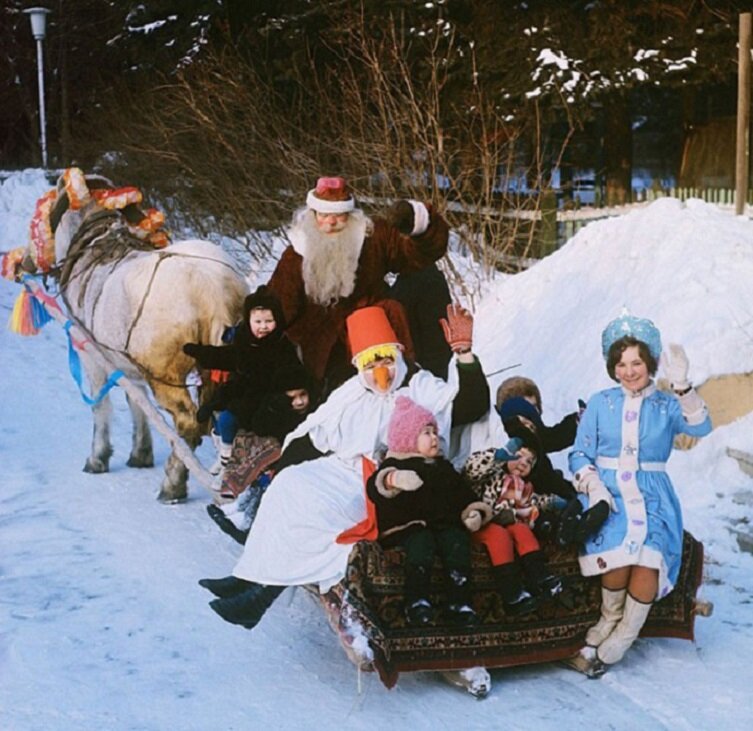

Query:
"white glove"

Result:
[[463, 510, 483, 532], [661, 343, 690, 391], [390, 469, 423, 492], [574, 465, 618, 513]]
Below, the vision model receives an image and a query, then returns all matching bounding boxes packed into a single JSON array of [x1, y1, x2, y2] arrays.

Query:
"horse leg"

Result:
[[149, 380, 201, 503], [125, 388, 154, 468], [83, 392, 114, 473], [79, 354, 115, 473]]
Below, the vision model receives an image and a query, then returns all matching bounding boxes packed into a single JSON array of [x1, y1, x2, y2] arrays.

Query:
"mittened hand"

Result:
[[661, 343, 691, 391], [384, 200, 415, 235], [439, 303, 473, 353], [493, 508, 516, 526], [463, 510, 483, 532], [196, 403, 214, 423], [390, 469, 423, 491], [183, 342, 201, 358], [577, 398, 587, 422]]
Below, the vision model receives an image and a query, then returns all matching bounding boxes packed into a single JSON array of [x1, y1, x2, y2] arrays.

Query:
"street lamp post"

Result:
[[23, 7, 52, 169]]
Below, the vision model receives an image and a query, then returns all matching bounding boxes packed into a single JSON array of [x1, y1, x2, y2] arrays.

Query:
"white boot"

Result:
[[211, 442, 234, 492], [208, 430, 223, 476], [585, 586, 627, 648], [596, 594, 653, 666]]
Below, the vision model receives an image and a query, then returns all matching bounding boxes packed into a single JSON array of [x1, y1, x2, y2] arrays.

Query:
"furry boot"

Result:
[[209, 583, 286, 629], [211, 442, 234, 492], [585, 586, 627, 648], [596, 594, 653, 666], [208, 430, 223, 476]]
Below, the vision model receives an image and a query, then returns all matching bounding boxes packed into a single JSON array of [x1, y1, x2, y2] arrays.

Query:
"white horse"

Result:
[[37, 173, 248, 502]]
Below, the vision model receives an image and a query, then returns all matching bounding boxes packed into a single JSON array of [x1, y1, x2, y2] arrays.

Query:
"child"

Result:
[[496, 375, 583, 454], [463, 434, 564, 615], [205, 362, 318, 542], [183, 286, 303, 487], [366, 396, 492, 626], [496, 391, 609, 546]]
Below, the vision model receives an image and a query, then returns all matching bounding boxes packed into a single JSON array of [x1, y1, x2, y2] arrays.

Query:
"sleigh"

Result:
[[316, 531, 709, 697]]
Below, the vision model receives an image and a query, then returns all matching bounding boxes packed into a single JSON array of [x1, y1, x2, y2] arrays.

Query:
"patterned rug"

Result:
[[319, 532, 705, 688], [220, 431, 280, 499]]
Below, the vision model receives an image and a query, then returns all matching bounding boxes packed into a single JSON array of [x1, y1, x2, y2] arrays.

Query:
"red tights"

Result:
[[472, 522, 539, 565]]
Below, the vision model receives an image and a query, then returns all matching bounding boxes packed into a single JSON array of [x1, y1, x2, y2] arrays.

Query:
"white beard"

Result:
[[288, 208, 373, 307]]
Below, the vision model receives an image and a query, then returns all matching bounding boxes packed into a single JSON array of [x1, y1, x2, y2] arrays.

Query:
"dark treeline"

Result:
[[1, 1, 748, 263]]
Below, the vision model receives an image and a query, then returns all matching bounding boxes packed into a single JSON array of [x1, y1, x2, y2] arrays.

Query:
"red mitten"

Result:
[[439, 303, 473, 353]]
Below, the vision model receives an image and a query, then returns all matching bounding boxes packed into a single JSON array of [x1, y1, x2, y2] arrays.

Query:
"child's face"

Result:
[[249, 308, 277, 338], [286, 388, 310, 413], [416, 424, 440, 458], [507, 447, 535, 478]]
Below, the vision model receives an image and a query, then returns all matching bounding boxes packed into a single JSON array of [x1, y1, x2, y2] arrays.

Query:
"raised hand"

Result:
[[661, 343, 690, 391], [439, 303, 473, 353]]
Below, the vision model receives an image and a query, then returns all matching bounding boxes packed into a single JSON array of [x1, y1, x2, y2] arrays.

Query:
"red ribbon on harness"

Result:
[[335, 456, 379, 544]]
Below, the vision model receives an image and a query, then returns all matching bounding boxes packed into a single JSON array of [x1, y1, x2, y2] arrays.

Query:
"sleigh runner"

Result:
[[316, 530, 707, 690]]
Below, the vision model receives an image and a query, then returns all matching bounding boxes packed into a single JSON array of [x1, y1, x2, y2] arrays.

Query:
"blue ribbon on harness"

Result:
[[64, 321, 124, 405]]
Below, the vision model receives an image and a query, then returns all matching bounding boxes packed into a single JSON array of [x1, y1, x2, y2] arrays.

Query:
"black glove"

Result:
[[196, 402, 215, 423], [492, 508, 515, 527], [384, 200, 415, 235], [183, 342, 201, 358]]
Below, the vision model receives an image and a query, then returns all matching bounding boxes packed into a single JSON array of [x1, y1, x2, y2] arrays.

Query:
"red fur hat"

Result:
[[387, 396, 438, 454], [306, 176, 355, 214]]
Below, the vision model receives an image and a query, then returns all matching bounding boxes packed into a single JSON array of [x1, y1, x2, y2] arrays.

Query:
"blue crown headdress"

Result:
[[601, 308, 662, 360]]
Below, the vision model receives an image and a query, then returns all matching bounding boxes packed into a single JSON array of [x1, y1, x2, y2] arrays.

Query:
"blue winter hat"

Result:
[[601, 309, 662, 361], [494, 436, 537, 465], [495, 396, 544, 430]]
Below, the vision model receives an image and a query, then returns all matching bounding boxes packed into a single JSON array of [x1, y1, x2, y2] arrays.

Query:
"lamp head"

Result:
[[24, 7, 52, 40]]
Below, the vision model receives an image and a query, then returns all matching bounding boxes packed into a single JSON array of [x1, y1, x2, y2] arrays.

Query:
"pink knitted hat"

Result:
[[387, 396, 438, 453]]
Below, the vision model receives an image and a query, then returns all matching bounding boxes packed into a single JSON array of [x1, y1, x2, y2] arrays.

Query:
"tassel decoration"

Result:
[[8, 288, 53, 336]]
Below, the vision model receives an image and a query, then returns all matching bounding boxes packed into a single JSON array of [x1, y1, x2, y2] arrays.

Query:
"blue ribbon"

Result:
[[64, 321, 124, 405]]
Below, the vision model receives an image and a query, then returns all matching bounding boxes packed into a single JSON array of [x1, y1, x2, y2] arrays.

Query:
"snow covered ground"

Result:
[[1, 170, 752, 730]]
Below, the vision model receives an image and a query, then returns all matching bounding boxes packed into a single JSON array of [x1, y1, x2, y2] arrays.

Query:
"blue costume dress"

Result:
[[569, 383, 711, 598]]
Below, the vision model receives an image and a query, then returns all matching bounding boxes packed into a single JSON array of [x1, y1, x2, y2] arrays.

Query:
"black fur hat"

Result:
[[243, 285, 286, 331]]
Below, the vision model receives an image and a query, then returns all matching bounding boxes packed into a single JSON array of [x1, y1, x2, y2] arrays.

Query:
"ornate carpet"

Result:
[[319, 532, 704, 688], [220, 431, 280, 499]]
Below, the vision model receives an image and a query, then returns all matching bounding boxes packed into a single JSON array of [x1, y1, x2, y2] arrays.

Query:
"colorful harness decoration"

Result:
[[2, 168, 173, 391], [1, 167, 171, 289]]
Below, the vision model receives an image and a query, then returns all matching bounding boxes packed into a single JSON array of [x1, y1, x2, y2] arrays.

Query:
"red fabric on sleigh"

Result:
[[318, 531, 705, 689]]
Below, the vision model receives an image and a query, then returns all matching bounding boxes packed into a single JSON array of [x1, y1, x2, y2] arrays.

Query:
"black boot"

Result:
[[206, 504, 248, 545], [520, 550, 564, 599], [209, 583, 286, 629], [198, 575, 252, 599], [405, 598, 435, 625], [445, 568, 478, 626], [493, 563, 540, 616], [404, 564, 434, 625]]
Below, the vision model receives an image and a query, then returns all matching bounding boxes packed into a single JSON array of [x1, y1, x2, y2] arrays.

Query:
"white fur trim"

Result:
[[306, 190, 355, 214], [408, 201, 430, 235]]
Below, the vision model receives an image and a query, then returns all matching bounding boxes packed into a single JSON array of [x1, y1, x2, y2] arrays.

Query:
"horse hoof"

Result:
[[127, 453, 155, 468], [83, 458, 109, 474], [157, 491, 187, 505]]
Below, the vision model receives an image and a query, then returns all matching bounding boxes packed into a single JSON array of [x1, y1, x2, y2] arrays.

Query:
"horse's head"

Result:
[[51, 172, 115, 264]]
